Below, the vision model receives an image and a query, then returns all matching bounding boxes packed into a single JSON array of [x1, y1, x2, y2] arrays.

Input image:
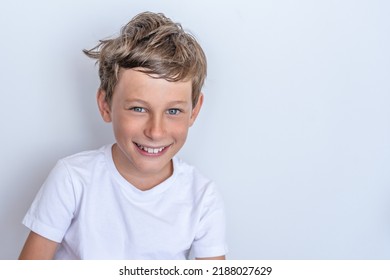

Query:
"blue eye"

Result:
[[167, 108, 181, 115], [131, 107, 146, 113]]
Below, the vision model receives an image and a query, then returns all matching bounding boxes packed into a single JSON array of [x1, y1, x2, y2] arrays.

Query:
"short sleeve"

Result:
[[22, 160, 77, 243], [191, 183, 228, 258]]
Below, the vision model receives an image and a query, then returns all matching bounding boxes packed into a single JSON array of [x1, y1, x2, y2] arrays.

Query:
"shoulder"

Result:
[[174, 157, 212, 187], [52, 145, 109, 186], [60, 145, 107, 169], [173, 157, 221, 201]]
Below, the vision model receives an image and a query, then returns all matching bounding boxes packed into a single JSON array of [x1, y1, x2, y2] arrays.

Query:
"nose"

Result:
[[144, 114, 166, 140]]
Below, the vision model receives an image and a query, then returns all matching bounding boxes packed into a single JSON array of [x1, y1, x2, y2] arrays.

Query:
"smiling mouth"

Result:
[[134, 143, 170, 155]]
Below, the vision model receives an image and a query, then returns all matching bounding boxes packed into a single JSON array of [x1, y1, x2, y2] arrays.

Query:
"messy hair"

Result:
[[83, 12, 207, 107]]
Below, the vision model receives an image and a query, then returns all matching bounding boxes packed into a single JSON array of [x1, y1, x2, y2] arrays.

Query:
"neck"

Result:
[[111, 144, 173, 191]]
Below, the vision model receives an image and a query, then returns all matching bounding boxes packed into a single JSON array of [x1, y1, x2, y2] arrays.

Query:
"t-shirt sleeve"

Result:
[[22, 160, 77, 243], [191, 182, 228, 258]]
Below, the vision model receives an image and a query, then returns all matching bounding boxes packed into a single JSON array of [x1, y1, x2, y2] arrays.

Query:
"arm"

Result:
[[193, 183, 228, 261], [19, 231, 58, 260]]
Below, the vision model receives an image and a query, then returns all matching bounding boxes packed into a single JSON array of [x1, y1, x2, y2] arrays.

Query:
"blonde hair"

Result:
[[83, 12, 207, 107]]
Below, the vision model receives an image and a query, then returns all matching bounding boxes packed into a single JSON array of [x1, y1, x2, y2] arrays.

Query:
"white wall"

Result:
[[1, 0, 389, 259]]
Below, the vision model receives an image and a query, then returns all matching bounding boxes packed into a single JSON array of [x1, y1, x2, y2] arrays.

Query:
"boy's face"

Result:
[[98, 68, 203, 188]]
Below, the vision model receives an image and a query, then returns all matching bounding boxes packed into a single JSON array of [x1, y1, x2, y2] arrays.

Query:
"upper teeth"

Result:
[[137, 144, 166, 154]]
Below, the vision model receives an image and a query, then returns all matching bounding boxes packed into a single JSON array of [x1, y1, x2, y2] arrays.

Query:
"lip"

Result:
[[134, 142, 171, 157]]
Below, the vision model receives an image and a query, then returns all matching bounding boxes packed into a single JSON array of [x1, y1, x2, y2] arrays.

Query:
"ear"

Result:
[[97, 89, 112, 123], [189, 93, 204, 126]]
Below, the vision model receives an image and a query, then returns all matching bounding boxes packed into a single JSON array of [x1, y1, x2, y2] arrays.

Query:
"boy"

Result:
[[19, 12, 227, 260]]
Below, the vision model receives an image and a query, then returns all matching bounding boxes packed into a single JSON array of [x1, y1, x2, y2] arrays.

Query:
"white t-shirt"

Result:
[[22, 144, 227, 259]]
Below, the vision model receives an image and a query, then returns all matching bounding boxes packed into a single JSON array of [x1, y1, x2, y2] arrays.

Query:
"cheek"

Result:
[[112, 115, 139, 138], [170, 121, 191, 140]]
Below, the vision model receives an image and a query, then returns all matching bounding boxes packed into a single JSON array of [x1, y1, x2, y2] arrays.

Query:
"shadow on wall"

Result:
[[3, 152, 58, 259], [70, 52, 114, 147]]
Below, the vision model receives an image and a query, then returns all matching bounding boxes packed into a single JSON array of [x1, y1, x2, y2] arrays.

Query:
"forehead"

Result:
[[114, 69, 192, 100]]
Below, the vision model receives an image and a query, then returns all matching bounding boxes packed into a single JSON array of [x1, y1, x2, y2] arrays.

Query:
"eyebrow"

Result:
[[124, 99, 149, 105], [124, 99, 189, 106]]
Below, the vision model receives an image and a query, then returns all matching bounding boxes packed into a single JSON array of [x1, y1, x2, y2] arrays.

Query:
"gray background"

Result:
[[1, 0, 389, 259]]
